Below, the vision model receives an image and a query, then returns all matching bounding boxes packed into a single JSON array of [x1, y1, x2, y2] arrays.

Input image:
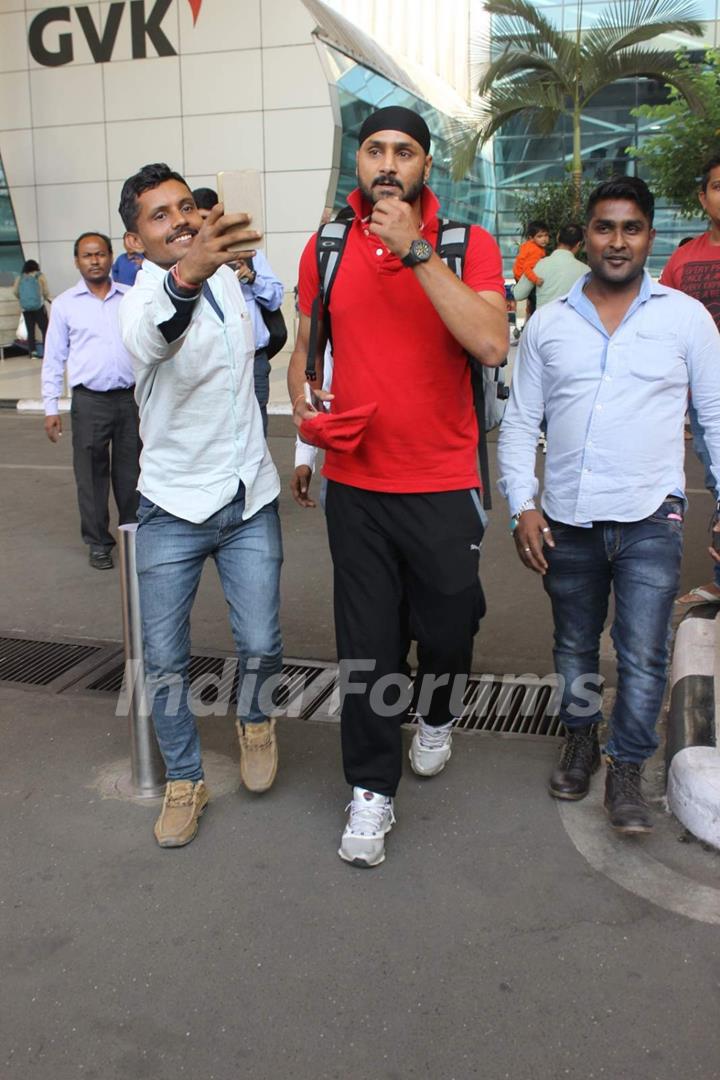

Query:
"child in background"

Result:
[[513, 221, 550, 318]]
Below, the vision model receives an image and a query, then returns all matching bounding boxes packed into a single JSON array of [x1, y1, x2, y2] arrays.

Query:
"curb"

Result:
[[8, 399, 294, 415], [666, 603, 720, 848]]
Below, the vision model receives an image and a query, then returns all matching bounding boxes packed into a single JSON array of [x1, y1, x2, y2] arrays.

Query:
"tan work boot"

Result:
[[154, 780, 208, 848], [237, 718, 278, 792]]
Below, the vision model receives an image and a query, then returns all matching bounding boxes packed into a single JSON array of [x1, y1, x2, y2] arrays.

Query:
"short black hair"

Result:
[[586, 176, 655, 225], [119, 162, 189, 231], [700, 154, 720, 192], [192, 187, 218, 211], [527, 220, 549, 237], [557, 223, 584, 247], [73, 231, 112, 257], [21, 259, 39, 274]]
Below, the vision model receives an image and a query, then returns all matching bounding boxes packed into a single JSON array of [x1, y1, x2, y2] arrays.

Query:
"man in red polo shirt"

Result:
[[288, 106, 508, 868], [661, 153, 720, 604]]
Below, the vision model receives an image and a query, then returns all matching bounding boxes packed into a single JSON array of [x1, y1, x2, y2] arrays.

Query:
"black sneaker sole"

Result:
[[548, 784, 592, 801], [605, 809, 653, 835]]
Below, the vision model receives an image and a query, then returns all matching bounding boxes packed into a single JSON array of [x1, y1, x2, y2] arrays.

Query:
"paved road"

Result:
[[2, 412, 720, 1079]]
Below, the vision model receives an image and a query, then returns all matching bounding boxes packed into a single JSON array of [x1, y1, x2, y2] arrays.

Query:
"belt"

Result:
[[74, 384, 135, 394]]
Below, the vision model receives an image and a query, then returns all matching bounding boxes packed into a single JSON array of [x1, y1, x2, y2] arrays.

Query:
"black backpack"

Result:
[[260, 305, 287, 360], [244, 256, 288, 360], [305, 216, 507, 509]]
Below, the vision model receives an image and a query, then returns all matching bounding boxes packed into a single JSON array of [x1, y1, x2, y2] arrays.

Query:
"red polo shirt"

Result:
[[297, 187, 504, 493], [660, 232, 720, 329]]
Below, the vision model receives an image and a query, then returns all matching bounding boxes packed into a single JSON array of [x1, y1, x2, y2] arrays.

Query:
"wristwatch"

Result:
[[401, 238, 433, 267]]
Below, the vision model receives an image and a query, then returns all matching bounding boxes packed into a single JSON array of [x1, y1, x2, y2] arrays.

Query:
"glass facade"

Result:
[[489, 0, 719, 274], [0, 155, 23, 277], [321, 43, 497, 231]]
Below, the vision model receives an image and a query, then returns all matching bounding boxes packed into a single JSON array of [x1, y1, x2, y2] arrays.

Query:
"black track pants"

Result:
[[325, 480, 486, 797]]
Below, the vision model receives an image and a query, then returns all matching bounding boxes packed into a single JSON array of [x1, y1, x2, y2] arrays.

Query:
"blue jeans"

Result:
[[542, 497, 683, 763], [135, 483, 283, 781], [688, 401, 720, 588], [254, 349, 270, 437]]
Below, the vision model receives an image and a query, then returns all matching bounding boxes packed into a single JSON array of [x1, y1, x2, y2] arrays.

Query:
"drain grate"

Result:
[[454, 677, 563, 736], [0, 635, 104, 687], [0, 632, 565, 736], [88, 655, 326, 711]]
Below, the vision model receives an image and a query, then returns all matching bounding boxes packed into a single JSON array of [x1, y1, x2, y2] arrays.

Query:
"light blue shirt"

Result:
[[119, 259, 279, 524], [498, 271, 720, 526], [42, 278, 133, 414], [239, 250, 283, 351]]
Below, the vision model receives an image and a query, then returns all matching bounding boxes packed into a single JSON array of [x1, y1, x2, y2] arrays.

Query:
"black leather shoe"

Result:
[[89, 549, 113, 570], [604, 759, 653, 834], [549, 724, 601, 800]]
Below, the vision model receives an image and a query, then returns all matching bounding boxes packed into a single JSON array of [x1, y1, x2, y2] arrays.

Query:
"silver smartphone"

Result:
[[216, 169, 265, 249]]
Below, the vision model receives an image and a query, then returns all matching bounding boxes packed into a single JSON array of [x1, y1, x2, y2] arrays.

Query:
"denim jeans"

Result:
[[253, 349, 270, 437], [688, 401, 720, 588], [135, 483, 283, 781], [542, 497, 683, 763]]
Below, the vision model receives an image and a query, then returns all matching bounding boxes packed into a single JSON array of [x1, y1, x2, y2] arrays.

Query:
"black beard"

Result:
[[359, 176, 425, 205]]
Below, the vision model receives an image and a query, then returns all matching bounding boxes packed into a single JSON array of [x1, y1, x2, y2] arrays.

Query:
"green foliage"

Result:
[[631, 49, 720, 217], [452, 0, 705, 182], [513, 178, 595, 240]]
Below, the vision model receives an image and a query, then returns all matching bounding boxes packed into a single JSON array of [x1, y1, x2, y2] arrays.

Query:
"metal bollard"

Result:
[[118, 524, 165, 799]]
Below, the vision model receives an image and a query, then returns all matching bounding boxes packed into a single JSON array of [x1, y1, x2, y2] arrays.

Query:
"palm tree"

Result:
[[454, 0, 705, 206]]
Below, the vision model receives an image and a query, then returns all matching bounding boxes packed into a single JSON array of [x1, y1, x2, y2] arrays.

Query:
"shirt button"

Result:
[[596, 404, 603, 411], [375, 248, 384, 256], [604, 375, 611, 382]]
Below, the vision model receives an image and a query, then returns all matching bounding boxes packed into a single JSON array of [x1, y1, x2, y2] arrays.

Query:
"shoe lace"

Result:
[[166, 781, 195, 807], [346, 797, 395, 837], [243, 724, 272, 751], [417, 719, 454, 749], [608, 760, 646, 803], [560, 730, 597, 771]]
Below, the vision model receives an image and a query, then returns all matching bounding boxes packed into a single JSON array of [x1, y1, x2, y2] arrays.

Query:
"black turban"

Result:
[[358, 107, 431, 154]]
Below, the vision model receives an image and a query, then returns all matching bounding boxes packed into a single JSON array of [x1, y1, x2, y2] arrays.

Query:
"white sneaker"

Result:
[[409, 717, 454, 777], [338, 787, 395, 868]]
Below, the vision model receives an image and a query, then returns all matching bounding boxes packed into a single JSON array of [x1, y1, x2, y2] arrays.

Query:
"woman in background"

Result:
[[13, 259, 50, 358]]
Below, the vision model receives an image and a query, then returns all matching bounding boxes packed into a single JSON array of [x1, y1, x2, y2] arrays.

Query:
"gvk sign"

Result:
[[28, 0, 203, 67]]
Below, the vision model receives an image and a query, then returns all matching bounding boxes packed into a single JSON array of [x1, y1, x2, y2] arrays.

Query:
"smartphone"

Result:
[[216, 169, 264, 249]]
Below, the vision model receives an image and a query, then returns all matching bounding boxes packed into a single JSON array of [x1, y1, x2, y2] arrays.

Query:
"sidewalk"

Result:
[[3, 412, 720, 1079]]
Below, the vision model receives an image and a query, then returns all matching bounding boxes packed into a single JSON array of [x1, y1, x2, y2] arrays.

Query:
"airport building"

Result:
[[0, 0, 716, 302]]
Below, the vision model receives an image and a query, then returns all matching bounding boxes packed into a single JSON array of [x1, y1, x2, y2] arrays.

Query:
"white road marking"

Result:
[[558, 780, 720, 925]]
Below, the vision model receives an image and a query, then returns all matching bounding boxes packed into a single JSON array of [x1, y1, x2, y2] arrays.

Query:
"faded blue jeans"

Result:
[[135, 483, 283, 781], [542, 497, 683, 763]]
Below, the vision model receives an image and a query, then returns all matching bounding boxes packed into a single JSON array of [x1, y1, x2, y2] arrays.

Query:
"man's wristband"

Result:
[[170, 263, 201, 293], [510, 499, 537, 532]]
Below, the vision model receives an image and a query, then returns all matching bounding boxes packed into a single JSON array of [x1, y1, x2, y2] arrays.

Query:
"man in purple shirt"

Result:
[[42, 232, 141, 570]]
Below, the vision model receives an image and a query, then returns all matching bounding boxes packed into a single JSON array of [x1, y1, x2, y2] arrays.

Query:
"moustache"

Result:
[[167, 226, 198, 244], [372, 176, 403, 190]]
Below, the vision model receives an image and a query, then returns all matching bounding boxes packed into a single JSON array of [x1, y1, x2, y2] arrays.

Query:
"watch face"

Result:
[[413, 239, 432, 261]]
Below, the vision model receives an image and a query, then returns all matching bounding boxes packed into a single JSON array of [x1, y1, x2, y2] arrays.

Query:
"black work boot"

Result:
[[548, 724, 601, 800], [604, 758, 653, 835]]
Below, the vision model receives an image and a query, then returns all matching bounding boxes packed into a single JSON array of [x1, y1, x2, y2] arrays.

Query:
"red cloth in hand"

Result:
[[299, 401, 378, 453]]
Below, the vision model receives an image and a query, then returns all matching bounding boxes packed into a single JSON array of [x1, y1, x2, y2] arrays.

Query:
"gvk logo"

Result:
[[28, 0, 203, 67]]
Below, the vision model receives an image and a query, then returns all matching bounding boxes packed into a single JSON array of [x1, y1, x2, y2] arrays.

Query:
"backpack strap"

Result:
[[305, 218, 354, 382], [436, 218, 493, 510]]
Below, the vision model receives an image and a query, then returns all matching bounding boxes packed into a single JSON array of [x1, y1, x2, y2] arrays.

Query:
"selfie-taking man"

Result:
[[118, 163, 283, 849], [498, 176, 720, 835], [42, 232, 140, 569], [288, 106, 508, 867]]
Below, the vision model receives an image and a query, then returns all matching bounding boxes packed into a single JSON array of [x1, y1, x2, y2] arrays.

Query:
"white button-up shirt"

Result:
[[498, 271, 720, 525], [119, 259, 280, 524]]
